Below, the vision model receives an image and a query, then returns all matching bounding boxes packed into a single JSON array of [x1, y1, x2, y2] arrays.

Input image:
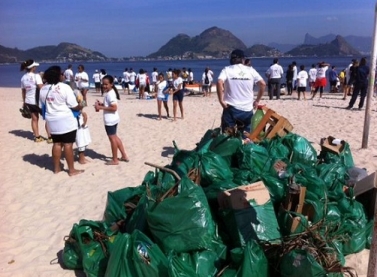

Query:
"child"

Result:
[[74, 91, 91, 164], [94, 75, 129, 165], [297, 65, 308, 100]]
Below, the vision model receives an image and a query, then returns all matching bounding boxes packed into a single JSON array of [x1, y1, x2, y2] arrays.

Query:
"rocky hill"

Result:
[[0, 42, 108, 63], [245, 44, 282, 57], [286, 35, 361, 56], [147, 26, 247, 59]]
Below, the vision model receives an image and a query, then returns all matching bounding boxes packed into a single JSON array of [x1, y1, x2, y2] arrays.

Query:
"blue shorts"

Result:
[[173, 90, 184, 102], [105, 124, 118, 136], [221, 105, 253, 134], [157, 94, 169, 102]]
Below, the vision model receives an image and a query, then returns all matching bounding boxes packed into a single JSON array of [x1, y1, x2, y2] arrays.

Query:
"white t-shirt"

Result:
[[64, 69, 74, 82], [173, 77, 183, 89], [21, 72, 43, 105], [103, 89, 120, 126], [39, 83, 78, 134], [75, 72, 89, 88], [189, 72, 194, 82], [316, 66, 328, 79], [293, 65, 298, 80], [156, 80, 167, 98], [308, 68, 317, 82], [129, 72, 136, 83], [138, 73, 147, 86], [151, 71, 158, 83], [92, 73, 101, 83], [267, 64, 284, 79], [297, 70, 309, 87], [218, 64, 263, 112], [202, 72, 213, 85], [123, 71, 130, 82]]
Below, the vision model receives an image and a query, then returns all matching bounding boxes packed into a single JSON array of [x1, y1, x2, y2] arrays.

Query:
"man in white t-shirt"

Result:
[[63, 64, 75, 89], [217, 49, 266, 135], [266, 58, 284, 100], [151, 67, 158, 85], [292, 61, 298, 91], [207, 67, 214, 93], [92, 70, 101, 93], [297, 65, 308, 100], [75, 64, 89, 102], [122, 68, 130, 94], [308, 64, 317, 93]]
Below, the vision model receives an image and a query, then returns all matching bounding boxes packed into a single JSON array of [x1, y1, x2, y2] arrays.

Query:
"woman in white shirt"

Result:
[[171, 69, 184, 121], [75, 64, 89, 102], [155, 73, 170, 120], [202, 68, 213, 97], [20, 59, 51, 142], [39, 66, 84, 176], [94, 75, 129, 165]]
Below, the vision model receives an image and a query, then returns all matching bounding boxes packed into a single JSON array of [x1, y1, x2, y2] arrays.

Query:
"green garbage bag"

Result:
[[231, 168, 256, 185], [199, 151, 233, 187], [105, 230, 168, 277], [316, 163, 346, 201], [280, 249, 326, 277], [195, 128, 220, 154], [341, 219, 367, 255], [170, 149, 199, 177], [209, 133, 243, 166], [202, 180, 239, 202], [236, 143, 275, 175], [319, 141, 354, 169], [103, 186, 145, 224], [259, 175, 287, 204], [277, 210, 309, 236], [281, 133, 318, 166], [147, 177, 216, 253], [125, 194, 149, 234], [366, 220, 373, 249]]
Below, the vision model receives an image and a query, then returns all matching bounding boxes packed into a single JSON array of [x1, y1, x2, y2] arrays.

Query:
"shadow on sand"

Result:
[[136, 113, 160, 120], [161, 146, 176, 157], [9, 129, 35, 140], [82, 148, 108, 161], [22, 153, 58, 173]]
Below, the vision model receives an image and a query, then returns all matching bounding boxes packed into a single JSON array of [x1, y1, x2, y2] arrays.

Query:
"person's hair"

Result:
[[44, 65, 62, 85], [205, 68, 209, 74], [244, 59, 251, 65], [300, 65, 305, 70], [102, 75, 120, 100], [332, 66, 336, 69], [360, 57, 367, 66], [292, 61, 296, 65], [78, 64, 85, 70], [288, 64, 293, 70], [158, 72, 164, 78], [153, 67, 157, 71], [139, 69, 144, 74], [312, 64, 316, 68], [124, 68, 128, 71], [68, 64, 72, 69], [168, 68, 172, 71], [273, 58, 278, 64], [173, 69, 181, 76], [100, 69, 106, 75], [20, 59, 34, 71], [230, 57, 242, 65]]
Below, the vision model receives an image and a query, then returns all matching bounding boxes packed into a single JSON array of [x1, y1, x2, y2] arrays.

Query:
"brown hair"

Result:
[[20, 59, 34, 71]]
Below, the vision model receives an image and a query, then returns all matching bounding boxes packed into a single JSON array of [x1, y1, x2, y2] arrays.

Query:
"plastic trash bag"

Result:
[[199, 151, 233, 187], [281, 133, 318, 166]]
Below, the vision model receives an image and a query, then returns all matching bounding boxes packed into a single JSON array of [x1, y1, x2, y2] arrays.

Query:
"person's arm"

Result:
[[172, 82, 182, 94], [254, 79, 266, 109], [96, 101, 117, 112], [216, 79, 227, 109], [22, 88, 26, 104], [82, 112, 88, 127]]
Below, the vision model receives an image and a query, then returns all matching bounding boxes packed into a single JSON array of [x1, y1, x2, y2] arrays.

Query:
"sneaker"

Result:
[[34, 136, 45, 143], [46, 138, 53, 144], [345, 106, 352, 110]]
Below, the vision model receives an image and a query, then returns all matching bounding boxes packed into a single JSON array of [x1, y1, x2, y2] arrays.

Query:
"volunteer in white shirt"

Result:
[[266, 58, 284, 100], [75, 64, 89, 102], [311, 62, 330, 99], [217, 49, 266, 135], [92, 70, 101, 93]]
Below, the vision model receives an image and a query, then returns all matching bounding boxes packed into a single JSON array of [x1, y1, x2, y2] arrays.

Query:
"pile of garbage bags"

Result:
[[62, 128, 372, 277]]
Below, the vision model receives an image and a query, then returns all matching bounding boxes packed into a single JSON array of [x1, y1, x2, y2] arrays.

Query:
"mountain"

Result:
[[0, 42, 108, 63], [245, 44, 283, 57], [286, 35, 361, 56], [304, 33, 371, 54], [268, 42, 298, 53], [147, 26, 247, 59]]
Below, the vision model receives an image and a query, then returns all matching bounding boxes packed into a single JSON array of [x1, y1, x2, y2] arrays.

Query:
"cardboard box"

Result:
[[354, 171, 377, 219], [320, 136, 346, 154], [217, 181, 270, 210]]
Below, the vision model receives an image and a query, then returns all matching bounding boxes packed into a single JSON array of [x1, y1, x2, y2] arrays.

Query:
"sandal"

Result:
[[34, 136, 45, 143]]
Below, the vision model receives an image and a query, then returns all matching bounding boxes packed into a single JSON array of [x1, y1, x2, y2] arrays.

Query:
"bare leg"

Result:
[[31, 113, 40, 138], [82, 89, 88, 102], [173, 100, 178, 121], [52, 142, 63, 174], [116, 136, 128, 160], [64, 143, 84, 176], [163, 101, 169, 118], [78, 151, 89, 164], [179, 101, 184, 119], [157, 100, 162, 120], [107, 135, 120, 165]]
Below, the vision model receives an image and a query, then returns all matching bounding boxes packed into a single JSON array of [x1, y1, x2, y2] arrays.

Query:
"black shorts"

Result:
[[51, 130, 77, 143], [25, 104, 41, 114], [124, 82, 129, 88], [95, 82, 101, 89], [173, 90, 184, 102], [297, 87, 306, 92], [105, 124, 118, 136]]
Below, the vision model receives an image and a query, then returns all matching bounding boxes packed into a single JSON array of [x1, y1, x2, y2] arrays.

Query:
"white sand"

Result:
[[0, 87, 376, 276]]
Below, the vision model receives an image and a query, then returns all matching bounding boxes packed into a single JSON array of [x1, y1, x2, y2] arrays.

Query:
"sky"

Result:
[[0, 0, 375, 58]]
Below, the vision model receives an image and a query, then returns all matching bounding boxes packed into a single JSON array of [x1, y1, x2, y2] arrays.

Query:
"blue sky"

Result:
[[0, 0, 375, 58]]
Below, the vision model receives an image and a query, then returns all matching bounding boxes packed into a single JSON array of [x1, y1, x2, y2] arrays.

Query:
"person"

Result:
[[188, 68, 194, 84], [344, 59, 355, 99], [297, 65, 308, 100], [94, 75, 129, 165], [20, 59, 51, 142], [63, 64, 75, 89], [311, 62, 330, 99], [216, 49, 266, 135], [39, 65, 84, 176], [286, 64, 294, 95], [151, 67, 158, 86], [166, 68, 173, 86], [244, 59, 251, 66], [202, 68, 213, 97], [308, 64, 317, 93], [181, 67, 189, 89], [338, 69, 346, 95], [346, 57, 370, 110], [136, 69, 148, 99], [129, 68, 137, 92], [207, 67, 214, 94], [292, 61, 298, 92], [328, 66, 338, 93], [92, 70, 101, 94], [171, 69, 184, 121], [155, 73, 170, 120], [75, 64, 89, 102], [122, 68, 130, 94], [266, 58, 284, 100], [100, 69, 107, 96], [74, 91, 91, 164]]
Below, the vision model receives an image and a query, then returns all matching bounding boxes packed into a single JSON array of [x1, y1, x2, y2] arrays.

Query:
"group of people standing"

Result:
[[20, 60, 129, 176]]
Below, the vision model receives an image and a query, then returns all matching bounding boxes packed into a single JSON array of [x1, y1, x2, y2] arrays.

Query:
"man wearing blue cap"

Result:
[[216, 49, 266, 135]]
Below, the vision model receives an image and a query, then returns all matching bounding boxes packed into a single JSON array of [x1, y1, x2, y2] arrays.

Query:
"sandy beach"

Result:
[[0, 87, 376, 276]]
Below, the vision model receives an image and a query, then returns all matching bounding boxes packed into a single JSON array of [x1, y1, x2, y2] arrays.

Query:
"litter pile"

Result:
[[62, 108, 374, 277]]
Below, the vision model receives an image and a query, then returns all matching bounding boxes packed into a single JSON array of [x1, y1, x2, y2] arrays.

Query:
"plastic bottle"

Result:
[[251, 105, 265, 138]]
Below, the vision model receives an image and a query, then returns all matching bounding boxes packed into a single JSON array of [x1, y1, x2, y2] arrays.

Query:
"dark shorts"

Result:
[[25, 103, 41, 114], [173, 90, 184, 102], [95, 82, 101, 89], [297, 87, 306, 92], [105, 124, 118, 136], [51, 130, 77, 143], [221, 105, 253, 134]]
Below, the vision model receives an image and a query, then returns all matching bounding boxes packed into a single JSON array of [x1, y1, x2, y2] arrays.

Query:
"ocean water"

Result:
[[0, 57, 359, 88]]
